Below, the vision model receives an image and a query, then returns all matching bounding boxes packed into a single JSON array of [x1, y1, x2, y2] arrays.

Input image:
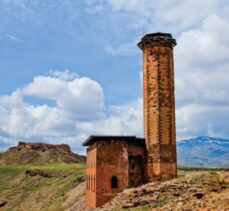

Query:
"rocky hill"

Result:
[[0, 142, 85, 164], [92, 170, 229, 211], [177, 136, 229, 167]]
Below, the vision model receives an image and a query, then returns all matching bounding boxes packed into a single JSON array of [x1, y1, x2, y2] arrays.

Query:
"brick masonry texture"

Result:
[[84, 32, 177, 208], [138, 33, 177, 181], [86, 139, 145, 208]]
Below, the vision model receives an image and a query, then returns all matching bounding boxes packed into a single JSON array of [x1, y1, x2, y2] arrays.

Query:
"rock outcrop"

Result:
[[0, 142, 85, 164]]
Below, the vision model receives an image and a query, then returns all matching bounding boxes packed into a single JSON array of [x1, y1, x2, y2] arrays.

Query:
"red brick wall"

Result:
[[85, 139, 146, 208], [86, 143, 97, 208], [128, 143, 146, 187], [141, 42, 177, 182], [96, 140, 129, 207]]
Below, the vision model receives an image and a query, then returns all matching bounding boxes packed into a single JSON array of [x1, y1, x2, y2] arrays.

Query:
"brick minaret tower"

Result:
[[138, 32, 177, 181]]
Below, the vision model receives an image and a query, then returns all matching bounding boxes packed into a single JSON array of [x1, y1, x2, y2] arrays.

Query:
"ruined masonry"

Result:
[[83, 32, 177, 208], [138, 32, 177, 181]]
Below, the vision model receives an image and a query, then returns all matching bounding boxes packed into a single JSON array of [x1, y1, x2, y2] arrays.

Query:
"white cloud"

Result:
[[49, 69, 78, 81], [86, 4, 104, 14], [108, 0, 148, 13], [22, 72, 104, 118], [176, 104, 229, 139], [153, 0, 221, 31], [107, 0, 228, 32], [175, 15, 229, 107], [176, 15, 229, 68], [75, 99, 143, 136], [0, 91, 25, 108], [103, 11, 229, 141], [105, 42, 139, 56], [102, 0, 229, 55], [0, 71, 143, 153], [173, 14, 229, 140]]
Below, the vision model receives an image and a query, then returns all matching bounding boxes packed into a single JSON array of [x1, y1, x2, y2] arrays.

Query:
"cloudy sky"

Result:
[[0, 0, 229, 153]]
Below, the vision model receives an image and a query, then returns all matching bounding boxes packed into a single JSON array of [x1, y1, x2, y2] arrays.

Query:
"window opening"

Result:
[[111, 176, 118, 188]]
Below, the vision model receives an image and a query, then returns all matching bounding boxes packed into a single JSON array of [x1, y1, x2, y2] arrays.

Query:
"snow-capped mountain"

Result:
[[177, 136, 229, 167]]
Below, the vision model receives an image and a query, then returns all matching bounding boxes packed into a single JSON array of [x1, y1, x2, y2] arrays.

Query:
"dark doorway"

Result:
[[128, 155, 144, 188], [111, 176, 118, 188]]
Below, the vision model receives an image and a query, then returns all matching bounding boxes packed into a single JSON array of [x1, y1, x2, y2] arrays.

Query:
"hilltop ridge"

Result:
[[0, 141, 85, 164]]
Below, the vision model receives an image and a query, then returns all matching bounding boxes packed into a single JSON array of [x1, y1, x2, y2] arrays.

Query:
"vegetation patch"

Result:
[[0, 163, 85, 211]]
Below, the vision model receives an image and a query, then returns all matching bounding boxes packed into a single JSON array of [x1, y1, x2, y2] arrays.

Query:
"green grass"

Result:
[[0, 163, 86, 211], [130, 205, 151, 211], [153, 195, 176, 208], [177, 165, 226, 171]]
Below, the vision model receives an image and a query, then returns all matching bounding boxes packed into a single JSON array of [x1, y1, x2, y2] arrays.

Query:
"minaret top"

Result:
[[137, 32, 176, 49]]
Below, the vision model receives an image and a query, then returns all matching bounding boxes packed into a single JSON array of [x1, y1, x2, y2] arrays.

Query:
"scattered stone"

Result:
[[194, 192, 204, 199], [122, 202, 138, 208], [138, 200, 150, 206], [177, 202, 183, 206], [151, 194, 159, 201], [96, 171, 229, 211], [25, 169, 53, 178], [211, 186, 219, 192], [178, 197, 183, 202], [173, 191, 180, 196], [0, 200, 7, 207]]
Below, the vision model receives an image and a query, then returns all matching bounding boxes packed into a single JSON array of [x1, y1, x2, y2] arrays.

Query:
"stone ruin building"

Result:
[[83, 32, 177, 208]]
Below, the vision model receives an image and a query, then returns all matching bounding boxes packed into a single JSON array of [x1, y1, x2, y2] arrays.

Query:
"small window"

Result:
[[111, 176, 118, 189]]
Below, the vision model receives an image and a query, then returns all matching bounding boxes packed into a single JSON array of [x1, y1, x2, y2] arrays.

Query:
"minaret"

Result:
[[138, 32, 177, 181]]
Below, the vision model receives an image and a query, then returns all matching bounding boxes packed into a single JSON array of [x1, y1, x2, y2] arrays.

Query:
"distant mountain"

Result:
[[0, 141, 85, 164], [177, 136, 229, 167]]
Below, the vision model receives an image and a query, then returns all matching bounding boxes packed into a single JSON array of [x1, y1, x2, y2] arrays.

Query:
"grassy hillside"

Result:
[[0, 164, 228, 211], [0, 163, 85, 211]]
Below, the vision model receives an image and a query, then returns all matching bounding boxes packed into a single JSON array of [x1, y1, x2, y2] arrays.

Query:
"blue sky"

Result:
[[0, 0, 229, 153]]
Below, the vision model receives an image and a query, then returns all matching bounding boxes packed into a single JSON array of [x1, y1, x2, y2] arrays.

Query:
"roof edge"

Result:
[[82, 135, 144, 146]]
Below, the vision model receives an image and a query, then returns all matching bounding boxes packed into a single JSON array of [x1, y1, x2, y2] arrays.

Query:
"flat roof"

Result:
[[82, 135, 145, 146]]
